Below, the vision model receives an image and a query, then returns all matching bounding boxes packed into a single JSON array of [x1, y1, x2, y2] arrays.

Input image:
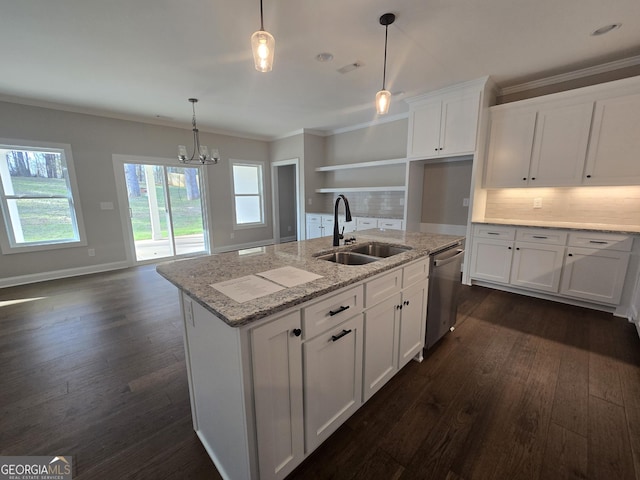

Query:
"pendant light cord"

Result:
[[382, 25, 388, 90], [259, 0, 264, 31]]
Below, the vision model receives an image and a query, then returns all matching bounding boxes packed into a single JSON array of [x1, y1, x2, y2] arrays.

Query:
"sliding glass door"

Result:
[[123, 162, 208, 262]]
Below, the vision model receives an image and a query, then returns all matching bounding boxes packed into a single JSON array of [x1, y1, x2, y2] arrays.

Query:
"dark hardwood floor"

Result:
[[1, 266, 639, 479]]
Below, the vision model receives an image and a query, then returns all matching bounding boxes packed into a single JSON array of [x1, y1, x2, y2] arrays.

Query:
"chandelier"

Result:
[[178, 98, 219, 165]]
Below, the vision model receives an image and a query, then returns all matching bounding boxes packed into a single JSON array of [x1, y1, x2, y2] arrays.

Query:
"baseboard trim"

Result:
[[471, 279, 617, 315], [212, 239, 275, 254], [0, 260, 131, 288]]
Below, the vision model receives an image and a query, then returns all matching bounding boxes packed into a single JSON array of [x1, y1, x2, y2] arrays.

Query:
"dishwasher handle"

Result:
[[434, 249, 465, 267]]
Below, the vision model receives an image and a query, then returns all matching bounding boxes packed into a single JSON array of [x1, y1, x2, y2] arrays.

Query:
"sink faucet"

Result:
[[333, 194, 353, 246]]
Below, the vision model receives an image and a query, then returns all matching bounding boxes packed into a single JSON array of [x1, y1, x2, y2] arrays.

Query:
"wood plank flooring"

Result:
[[1, 266, 640, 479]]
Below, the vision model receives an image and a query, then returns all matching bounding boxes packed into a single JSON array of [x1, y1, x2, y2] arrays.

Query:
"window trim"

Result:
[[230, 160, 266, 230], [0, 139, 87, 254]]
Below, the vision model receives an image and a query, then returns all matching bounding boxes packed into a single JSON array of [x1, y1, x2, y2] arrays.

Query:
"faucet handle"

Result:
[[338, 226, 345, 240]]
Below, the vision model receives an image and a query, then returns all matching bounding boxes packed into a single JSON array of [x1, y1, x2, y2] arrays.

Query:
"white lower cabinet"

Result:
[[363, 293, 400, 402], [470, 238, 513, 283], [471, 224, 634, 307], [510, 242, 565, 293], [398, 282, 428, 368], [560, 247, 630, 305], [303, 313, 364, 452], [251, 311, 304, 480]]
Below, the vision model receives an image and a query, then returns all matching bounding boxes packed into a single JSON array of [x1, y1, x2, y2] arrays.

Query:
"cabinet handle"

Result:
[[568, 253, 573, 256], [331, 329, 352, 342], [292, 328, 302, 337], [586, 174, 592, 178], [532, 235, 548, 239], [439, 147, 443, 151], [403, 300, 410, 306], [522, 177, 527, 181], [487, 232, 500, 235], [508, 246, 512, 250], [589, 240, 608, 244], [516, 247, 520, 250], [328, 305, 350, 316], [531, 177, 536, 180]]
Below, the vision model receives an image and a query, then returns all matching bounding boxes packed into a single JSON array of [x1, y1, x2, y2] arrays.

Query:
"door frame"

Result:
[[271, 158, 302, 243], [112, 154, 212, 265]]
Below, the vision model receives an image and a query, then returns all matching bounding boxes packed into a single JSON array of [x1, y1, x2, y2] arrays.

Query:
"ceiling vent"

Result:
[[337, 61, 364, 74]]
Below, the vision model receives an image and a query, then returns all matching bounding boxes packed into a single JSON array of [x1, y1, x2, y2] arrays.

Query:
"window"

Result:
[[231, 161, 265, 227], [0, 140, 86, 253]]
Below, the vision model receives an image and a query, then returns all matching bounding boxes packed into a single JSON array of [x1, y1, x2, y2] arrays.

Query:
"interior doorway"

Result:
[[113, 156, 210, 263], [271, 158, 301, 243]]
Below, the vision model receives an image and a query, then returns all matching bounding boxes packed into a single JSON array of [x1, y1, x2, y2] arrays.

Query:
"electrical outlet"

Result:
[[288, 226, 292, 232], [308, 198, 312, 205], [463, 198, 470, 207], [88, 248, 95, 257], [533, 197, 543, 209], [100, 201, 114, 210]]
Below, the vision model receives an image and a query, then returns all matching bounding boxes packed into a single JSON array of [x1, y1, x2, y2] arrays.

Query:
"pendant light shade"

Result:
[[376, 13, 395, 115], [251, 0, 275, 72]]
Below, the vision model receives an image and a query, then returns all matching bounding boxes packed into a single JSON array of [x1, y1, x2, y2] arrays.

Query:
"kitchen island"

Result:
[[156, 229, 463, 480]]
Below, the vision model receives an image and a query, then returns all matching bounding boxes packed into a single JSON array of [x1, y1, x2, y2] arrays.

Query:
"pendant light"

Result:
[[376, 13, 395, 115], [251, 0, 275, 72], [178, 99, 220, 165]]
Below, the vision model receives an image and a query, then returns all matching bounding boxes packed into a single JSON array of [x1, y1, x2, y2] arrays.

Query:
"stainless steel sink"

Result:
[[317, 251, 380, 265], [347, 242, 412, 258]]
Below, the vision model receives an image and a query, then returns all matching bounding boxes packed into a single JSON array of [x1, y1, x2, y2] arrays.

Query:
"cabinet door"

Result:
[[356, 217, 377, 231], [398, 281, 428, 369], [321, 214, 336, 238], [510, 242, 565, 293], [303, 314, 364, 452], [484, 109, 536, 188], [363, 293, 401, 402], [584, 92, 640, 185], [252, 312, 304, 480], [307, 215, 322, 240], [470, 238, 514, 284], [560, 247, 630, 305], [529, 102, 593, 187], [440, 91, 480, 156], [407, 100, 442, 158]]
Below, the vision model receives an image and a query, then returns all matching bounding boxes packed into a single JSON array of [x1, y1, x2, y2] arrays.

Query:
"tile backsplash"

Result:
[[484, 186, 640, 227], [322, 191, 405, 218]]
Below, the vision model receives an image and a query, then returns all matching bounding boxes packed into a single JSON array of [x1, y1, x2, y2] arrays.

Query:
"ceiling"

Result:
[[1, 0, 639, 140]]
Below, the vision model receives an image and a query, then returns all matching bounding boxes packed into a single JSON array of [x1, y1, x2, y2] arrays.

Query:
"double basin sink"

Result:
[[317, 242, 412, 265]]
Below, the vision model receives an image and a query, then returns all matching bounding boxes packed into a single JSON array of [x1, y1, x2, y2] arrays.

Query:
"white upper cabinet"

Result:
[[483, 108, 536, 188], [584, 92, 640, 185], [483, 76, 640, 188], [529, 102, 593, 187], [407, 87, 481, 159]]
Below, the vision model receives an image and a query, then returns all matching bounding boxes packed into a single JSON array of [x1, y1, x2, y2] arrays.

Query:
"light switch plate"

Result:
[[533, 197, 543, 209], [100, 201, 114, 210]]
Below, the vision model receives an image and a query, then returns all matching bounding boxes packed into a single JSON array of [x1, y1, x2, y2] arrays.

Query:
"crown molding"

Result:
[[499, 55, 640, 96]]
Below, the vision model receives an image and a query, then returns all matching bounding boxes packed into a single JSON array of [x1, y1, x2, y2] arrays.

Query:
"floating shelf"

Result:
[[315, 158, 407, 172], [315, 186, 407, 193]]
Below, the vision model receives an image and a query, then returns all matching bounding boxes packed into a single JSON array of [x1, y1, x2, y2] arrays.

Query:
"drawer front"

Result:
[[473, 224, 516, 240], [377, 219, 403, 230], [403, 258, 429, 287], [568, 232, 633, 251], [356, 217, 377, 230], [365, 268, 402, 307], [516, 228, 567, 245], [302, 285, 364, 339], [306, 214, 322, 223]]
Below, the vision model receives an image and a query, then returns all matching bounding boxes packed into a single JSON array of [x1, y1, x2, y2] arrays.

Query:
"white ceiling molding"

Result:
[[499, 55, 640, 96]]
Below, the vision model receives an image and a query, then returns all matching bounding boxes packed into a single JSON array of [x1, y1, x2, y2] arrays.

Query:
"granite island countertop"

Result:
[[156, 229, 463, 327], [474, 220, 640, 235]]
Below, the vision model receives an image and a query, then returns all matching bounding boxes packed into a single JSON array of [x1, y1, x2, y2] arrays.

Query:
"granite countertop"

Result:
[[475, 220, 640, 235], [156, 230, 463, 327]]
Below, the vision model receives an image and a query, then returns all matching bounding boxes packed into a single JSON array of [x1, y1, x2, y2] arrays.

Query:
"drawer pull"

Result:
[[532, 235, 548, 239], [331, 329, 352, 342], [568, 253, 573, 257], [292, 328, 302, 337], [328, 305, 350, 316], [589, 240, 608, 245], [487, 232, 500, 235]]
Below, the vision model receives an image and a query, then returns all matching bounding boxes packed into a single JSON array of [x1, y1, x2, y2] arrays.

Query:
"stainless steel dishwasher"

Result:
[[426, 242, 465, 349]]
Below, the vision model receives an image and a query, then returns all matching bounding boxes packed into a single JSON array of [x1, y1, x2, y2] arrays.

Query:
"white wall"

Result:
[[0, 101, 271, 281]]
